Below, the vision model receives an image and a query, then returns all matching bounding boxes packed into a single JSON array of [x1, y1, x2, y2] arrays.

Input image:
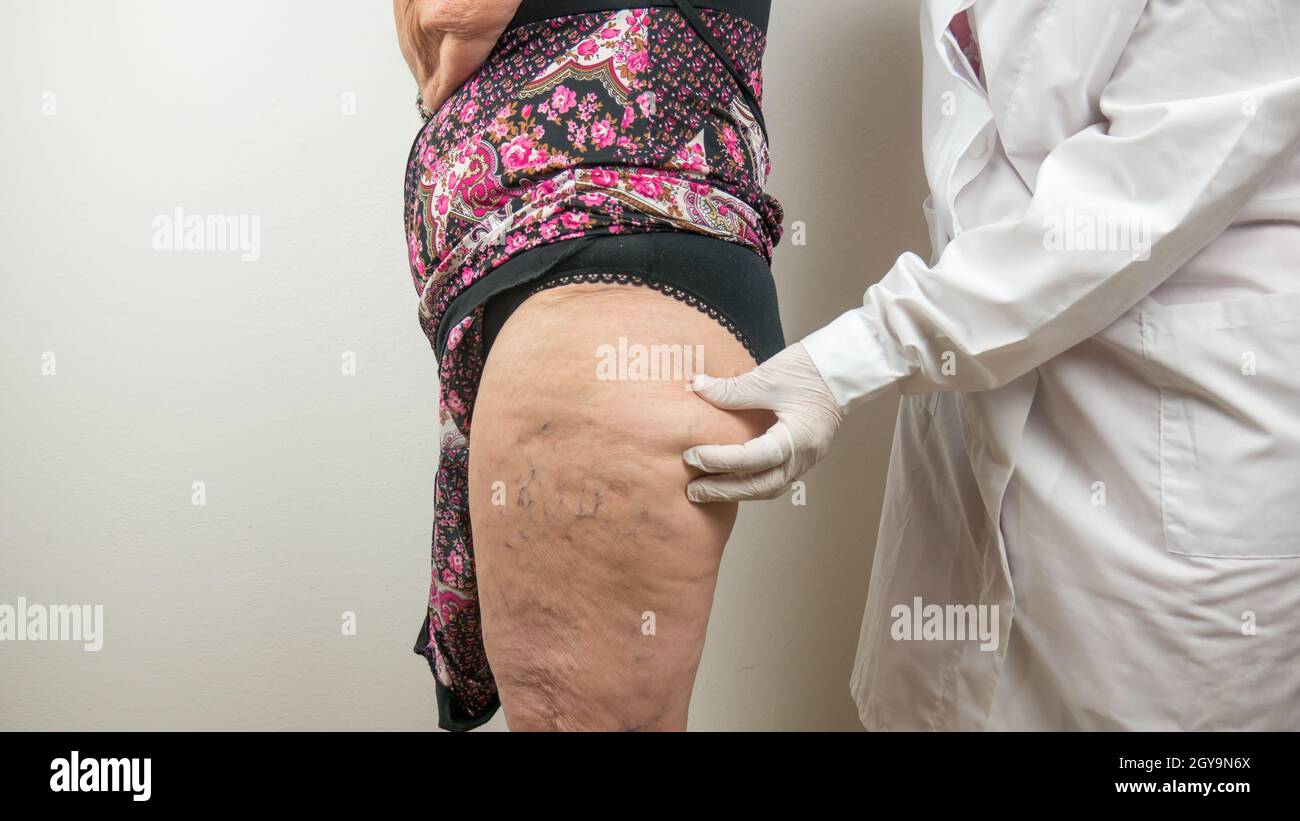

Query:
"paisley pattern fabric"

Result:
[[402, 5, 782, 728]]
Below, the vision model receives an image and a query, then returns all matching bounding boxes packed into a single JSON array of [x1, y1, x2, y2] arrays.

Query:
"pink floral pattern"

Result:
[[402, 6, 782, 727]]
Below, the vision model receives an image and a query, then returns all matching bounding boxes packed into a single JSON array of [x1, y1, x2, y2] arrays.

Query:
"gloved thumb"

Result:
[[691, 370, 769, 411]]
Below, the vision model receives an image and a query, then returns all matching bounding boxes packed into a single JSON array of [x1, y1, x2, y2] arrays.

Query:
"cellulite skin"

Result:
[[468, 283, 773, 731]]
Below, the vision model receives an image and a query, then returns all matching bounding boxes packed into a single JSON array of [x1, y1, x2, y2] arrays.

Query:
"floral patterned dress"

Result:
[[402, 4, 782, 729]]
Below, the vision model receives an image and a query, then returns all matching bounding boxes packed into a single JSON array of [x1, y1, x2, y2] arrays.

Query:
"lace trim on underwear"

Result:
[[526, 270, 760, 361]]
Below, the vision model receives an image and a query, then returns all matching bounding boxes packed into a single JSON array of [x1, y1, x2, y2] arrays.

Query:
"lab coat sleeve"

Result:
[[802, 0, 1300, 412]]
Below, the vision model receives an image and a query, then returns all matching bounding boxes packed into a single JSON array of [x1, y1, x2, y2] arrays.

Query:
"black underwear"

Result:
[[464, 231, 785, 363]]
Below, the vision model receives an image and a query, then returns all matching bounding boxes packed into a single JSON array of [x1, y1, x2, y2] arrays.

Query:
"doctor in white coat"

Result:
[[683, 0, 1300, 730]]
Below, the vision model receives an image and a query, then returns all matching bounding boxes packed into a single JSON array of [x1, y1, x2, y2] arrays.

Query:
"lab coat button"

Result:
[[968, 133, 989, 159]]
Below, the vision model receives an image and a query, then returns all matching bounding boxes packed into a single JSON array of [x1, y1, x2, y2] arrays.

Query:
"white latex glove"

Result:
[[683, 342, 844, 502]]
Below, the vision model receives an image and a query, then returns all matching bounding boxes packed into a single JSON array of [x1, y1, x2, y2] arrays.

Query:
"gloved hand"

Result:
[[683, 342, 844, 502]]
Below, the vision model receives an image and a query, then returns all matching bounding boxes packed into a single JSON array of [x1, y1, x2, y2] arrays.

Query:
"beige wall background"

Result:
[[0, 0, 928, 730]]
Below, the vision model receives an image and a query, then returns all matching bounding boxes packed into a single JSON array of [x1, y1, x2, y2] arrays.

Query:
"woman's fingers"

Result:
[[395, 0, 524, 114]]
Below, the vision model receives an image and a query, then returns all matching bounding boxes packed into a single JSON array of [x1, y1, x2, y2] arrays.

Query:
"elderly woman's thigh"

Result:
[[467, 284, 771, 730]]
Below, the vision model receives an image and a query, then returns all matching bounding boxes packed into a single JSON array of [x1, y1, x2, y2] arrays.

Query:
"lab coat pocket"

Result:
[[1142, 292, 1300, 559]]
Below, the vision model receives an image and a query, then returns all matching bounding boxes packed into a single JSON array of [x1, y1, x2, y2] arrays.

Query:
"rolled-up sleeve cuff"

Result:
[[801, 309, 908, 414]]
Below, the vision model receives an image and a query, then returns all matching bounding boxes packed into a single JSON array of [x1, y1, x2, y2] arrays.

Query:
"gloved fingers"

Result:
[[691, 371, 773, 411], [682, 422, 790, 475], [685, 464, 794, 503]]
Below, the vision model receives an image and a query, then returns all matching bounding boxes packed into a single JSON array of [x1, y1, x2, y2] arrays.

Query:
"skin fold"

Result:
[[468, 285, 775, 730]]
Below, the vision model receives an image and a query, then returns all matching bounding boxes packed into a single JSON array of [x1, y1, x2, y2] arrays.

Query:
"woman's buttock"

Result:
[[467, 283, 774, 729], [477, 282, 774, 456]]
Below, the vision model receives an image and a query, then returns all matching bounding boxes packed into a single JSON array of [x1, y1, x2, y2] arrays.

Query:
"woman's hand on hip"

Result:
[[683, 343, 845, 503], [393, 0, 523, 116]]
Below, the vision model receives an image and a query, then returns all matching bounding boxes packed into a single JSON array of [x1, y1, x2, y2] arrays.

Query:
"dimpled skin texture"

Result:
[[468, 284, 773, 730]]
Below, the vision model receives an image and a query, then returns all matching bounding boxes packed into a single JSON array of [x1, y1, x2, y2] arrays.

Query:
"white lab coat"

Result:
[[801, 0, 1300, 729]]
